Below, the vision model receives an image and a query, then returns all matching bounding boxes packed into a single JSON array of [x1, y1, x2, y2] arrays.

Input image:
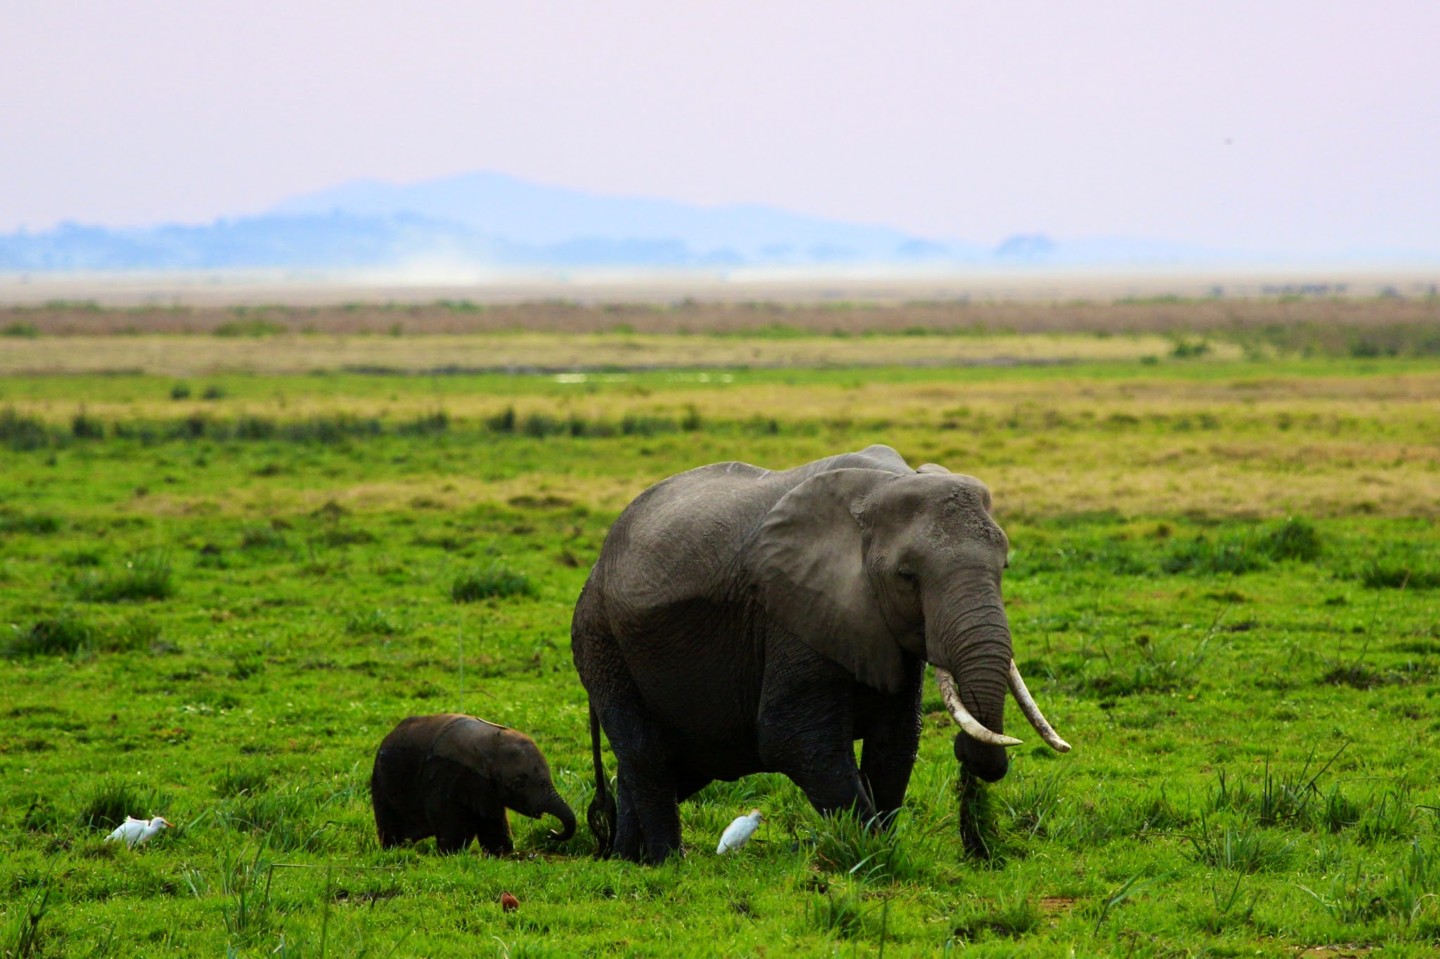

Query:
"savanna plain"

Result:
[[2, 294, 1439, 957]]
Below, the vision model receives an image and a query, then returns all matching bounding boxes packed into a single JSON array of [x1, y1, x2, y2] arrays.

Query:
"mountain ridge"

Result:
[[1, 171, 1239, 272]]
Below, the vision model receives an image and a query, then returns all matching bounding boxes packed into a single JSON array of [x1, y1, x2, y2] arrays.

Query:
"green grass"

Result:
[[1, 340, 1438, 956]]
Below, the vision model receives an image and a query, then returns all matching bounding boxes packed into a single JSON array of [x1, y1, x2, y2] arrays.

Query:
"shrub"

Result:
[[522, 413, 565, 438], [808, 809, 918, 883], [805, 887, 871, 940], [71, 551, 174, 603], [79, 781, 161, 831], [1162, 535, 1267, 575], [214, 782, 340, 852], [0, 511, 62, 536], [22, 797, 63, 833], [214, 319, 287, 337], [1257, 517, 1322, 562], [1359, 561, 1440, 590], [71, 411, 105, 440], [215, 768, 269, 799], [0, 409, 53, 451], [451, 564, 536, 602], [950, 886, 1042, 941], [398, 411, 449, 436], [345, 608, 406, 636], [486, 406, 518, 433], [110, 615, 162, 652], [3, 612, 158, 658], [4, 614, 96, 658], [61, 549, 102, 568], [239, 525, 288, 551], [1184, 812, 1294, 873]]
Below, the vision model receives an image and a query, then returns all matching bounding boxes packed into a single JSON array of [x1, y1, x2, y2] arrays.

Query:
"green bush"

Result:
[[214, 319, 287, 338], [0, 409, 54, 451], [451, 563, 536, 602], [71, 411, 106, 440], [4, 614, 96, 658], [71, 551, 174, 603], [1257, 517, 1322, 562], [78, 781, 163, 832], [1359, 561, 1440, 590], [808, 809, 919, 883], [1161, 536, 1267, 575], [0, 511, 62, 535]]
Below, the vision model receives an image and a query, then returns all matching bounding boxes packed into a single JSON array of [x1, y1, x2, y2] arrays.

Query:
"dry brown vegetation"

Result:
[[0, 330, 1204, 376], [5, 293, 1439, 337]]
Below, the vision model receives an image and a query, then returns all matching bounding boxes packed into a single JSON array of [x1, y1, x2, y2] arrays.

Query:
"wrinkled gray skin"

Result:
[[370, 713, 576, 854], [572, 445, 1015, 863]]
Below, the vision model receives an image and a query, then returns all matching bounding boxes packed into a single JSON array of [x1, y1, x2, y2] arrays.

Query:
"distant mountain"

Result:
[[0, 171, 1235, 272], [271, 171, 939, 264], [0, 213, 495, 272]]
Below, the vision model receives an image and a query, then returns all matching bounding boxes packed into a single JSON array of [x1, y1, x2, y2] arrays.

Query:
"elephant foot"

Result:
[[645, 840, 684, 865]]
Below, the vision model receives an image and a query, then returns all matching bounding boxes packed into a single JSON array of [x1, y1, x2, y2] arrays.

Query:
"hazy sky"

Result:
[[4, 1, 1438, 256]]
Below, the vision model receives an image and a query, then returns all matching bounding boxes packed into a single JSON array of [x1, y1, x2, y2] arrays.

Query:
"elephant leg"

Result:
[[580, 623, 685, 863], [434, 828, 472, 854], [756, 643, 874, 819], [423, 770, 479, 854], [858, 660, 925, 823], [373, 801, 408, 849], [612, 777, 644, 862], [612, 743, 683, 863], [595, 698, 683, 862], [475, 815, 514, 856], [576, 620, 682, 862]]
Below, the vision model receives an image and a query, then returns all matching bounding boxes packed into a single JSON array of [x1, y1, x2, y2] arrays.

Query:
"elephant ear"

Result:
[[748, 468, 907, 693], [431, 716, 499, 777]]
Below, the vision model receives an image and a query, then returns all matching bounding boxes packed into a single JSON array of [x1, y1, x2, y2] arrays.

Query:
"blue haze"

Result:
[[1, 171, 1234, 272]]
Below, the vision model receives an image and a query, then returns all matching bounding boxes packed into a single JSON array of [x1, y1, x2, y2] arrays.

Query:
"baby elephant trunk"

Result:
[[542, 789, 577, 842]]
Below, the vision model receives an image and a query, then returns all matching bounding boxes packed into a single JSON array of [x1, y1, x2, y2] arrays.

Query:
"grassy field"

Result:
[[2, 300, 1438, 957]]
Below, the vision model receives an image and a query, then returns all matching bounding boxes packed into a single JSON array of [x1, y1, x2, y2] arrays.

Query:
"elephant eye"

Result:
[[897, 567, 917, 583]]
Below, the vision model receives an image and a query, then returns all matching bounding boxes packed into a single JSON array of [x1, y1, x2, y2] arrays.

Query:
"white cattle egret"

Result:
[[105, 816, 171, 847], [716, 809, 763, 854]]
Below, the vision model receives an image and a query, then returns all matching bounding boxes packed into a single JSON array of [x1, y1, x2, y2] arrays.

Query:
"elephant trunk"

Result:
[[927, 592, 1015, 783], [542, 788, 577, 841]]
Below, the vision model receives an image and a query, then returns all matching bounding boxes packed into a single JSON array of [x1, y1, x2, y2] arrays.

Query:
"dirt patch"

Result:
[[1039, 897, 1077, 915]]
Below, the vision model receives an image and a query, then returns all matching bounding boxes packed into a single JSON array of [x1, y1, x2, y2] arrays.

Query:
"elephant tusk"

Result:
[[935, 668, 1023, 748], [1008, 660, 1072, 753]]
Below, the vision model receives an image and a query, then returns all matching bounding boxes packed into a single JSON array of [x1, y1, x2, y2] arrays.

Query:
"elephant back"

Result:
[[385, 714, 510, 775], [788, 444, 913, 480], [598, 462, 780, 613], [594, 446, 917, 623], [436, 713, 507, 756]]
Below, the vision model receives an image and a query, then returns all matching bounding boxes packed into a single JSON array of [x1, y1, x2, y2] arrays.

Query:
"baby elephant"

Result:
[[371, 713, 576, 854]]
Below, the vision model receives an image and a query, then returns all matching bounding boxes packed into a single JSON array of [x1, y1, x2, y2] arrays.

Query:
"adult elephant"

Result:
[[572, 445, 1069, 863]]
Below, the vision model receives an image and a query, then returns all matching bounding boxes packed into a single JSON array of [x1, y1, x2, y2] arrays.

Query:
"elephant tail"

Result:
[[585, 701, 616, 858]]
